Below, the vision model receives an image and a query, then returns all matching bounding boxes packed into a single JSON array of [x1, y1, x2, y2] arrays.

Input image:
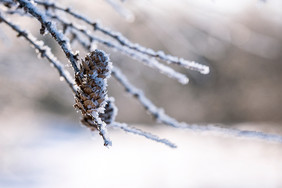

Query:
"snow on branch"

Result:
[[111, 67, 282, 143], [43, 5, 282, 144], [94, 24, 210, 74], [34, 0, 209, 74], [46, 12, 189, 84], [111, 122, 177, 148]]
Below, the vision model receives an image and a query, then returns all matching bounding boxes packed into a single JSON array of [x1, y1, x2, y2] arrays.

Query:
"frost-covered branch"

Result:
[[94, 24, 210, 74], [68, 25, 282, 143], [67, 28, 177, 147], [111, 67, 282, 143], [0, 12, 77, 93], [17, 0, 80, 73], [6, 5, 189, 84], [47, 8, 282, 144], [111, 122, 177, 148], [46, 13, 189, 84], [34, 0, 209, 74]]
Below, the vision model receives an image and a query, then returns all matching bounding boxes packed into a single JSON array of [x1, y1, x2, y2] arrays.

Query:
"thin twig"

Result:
[[111, 122, 177, 148], [111, 67, 282, 143], [0, 12, 77, 93], [69, 30, 177, 147], [17, 0, 80, 73], [67, 29, 282, 144], [46, 13, 189, 84], [66, 23, 282, 143], [34, 0, 209, 74], [1, 4, 178, 147], [7, 6, 188, 84]]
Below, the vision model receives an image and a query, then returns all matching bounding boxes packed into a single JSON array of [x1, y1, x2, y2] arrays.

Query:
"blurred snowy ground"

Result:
[[0, 111, 282, 188]]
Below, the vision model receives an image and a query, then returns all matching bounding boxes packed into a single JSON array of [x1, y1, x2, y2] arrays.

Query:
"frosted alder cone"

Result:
[[74, 49, 112, 133]]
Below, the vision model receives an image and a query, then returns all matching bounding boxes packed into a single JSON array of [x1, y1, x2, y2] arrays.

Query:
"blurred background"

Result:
[[0, 0, 282, 187]]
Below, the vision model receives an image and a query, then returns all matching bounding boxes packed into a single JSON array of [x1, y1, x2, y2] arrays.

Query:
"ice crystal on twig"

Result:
[[111, 122, 177, 148]]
